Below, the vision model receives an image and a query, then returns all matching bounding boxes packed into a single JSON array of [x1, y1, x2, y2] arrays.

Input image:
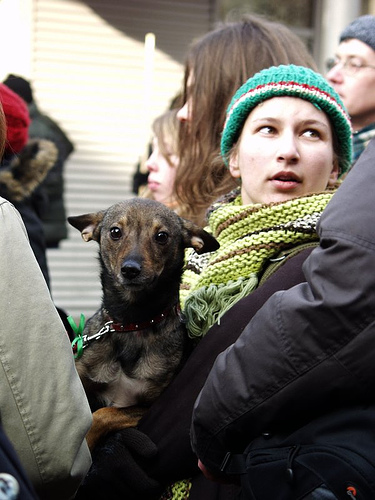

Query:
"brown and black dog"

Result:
[[68, 198, 219, 449]]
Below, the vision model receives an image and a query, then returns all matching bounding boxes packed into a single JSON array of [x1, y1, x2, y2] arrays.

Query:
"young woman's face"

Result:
[[229, 97, 339, 205], [146, 137, 178, 205]]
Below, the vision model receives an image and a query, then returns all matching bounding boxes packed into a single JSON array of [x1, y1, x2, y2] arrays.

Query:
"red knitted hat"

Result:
[[0, 83, 30, 154]]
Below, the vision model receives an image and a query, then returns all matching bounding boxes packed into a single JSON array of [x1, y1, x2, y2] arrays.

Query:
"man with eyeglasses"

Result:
[[326, 15, 375, 166]]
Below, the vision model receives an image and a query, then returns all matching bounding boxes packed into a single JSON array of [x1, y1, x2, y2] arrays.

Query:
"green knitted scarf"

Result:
[[159, 478, 192, 500], [181, 188, 335, 339]]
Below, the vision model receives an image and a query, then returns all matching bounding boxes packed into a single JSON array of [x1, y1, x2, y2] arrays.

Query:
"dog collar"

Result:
[[71, 303, 182, 359], [109, 303, 181, 332]]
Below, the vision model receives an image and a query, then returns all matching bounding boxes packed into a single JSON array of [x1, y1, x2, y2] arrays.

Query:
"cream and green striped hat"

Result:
[[221, 64, 353, 175]]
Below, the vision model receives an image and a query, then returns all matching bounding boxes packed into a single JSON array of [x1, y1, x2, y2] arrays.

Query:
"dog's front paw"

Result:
[[86, 406, 146, 451]]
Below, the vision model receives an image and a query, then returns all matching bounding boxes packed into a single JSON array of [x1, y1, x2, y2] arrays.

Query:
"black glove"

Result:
[[75, 427, 162, 500]]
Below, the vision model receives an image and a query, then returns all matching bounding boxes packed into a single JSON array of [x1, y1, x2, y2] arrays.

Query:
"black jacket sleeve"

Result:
[[0, 425, 38, 500], [191, 138, 375, 475]]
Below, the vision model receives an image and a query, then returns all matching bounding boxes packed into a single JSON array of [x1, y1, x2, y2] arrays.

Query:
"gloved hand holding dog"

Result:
[[75, 427, 162, 500]]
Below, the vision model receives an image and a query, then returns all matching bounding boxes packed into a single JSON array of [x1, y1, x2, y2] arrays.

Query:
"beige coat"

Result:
[[0, 197, 92, 499]]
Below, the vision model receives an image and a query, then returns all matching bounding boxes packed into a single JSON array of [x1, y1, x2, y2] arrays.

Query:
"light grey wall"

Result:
[[316, 0, 362, 73]]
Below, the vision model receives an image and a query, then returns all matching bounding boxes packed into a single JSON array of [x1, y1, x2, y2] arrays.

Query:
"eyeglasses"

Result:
[[326, 57, 375, 76]]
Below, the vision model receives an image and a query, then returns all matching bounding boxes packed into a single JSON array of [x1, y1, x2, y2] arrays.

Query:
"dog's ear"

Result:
[[67, 211, 105, 242], [181, 219, 220, 255]]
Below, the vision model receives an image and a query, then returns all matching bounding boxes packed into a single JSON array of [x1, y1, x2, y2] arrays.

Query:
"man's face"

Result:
[[326, 39, 375, 131]]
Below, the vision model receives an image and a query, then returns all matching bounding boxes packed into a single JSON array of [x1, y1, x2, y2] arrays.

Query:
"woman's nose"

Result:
[[277, 134, 300, 163], [177, 101, 190, 123], [145, 151, 158, 172]]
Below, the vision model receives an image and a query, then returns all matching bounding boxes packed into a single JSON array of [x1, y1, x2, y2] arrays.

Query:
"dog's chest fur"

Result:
[[76, 308, 187, 409]]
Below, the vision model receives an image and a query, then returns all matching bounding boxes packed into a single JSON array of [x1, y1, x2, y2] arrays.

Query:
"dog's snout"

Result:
[[121, 259, 142, 280]]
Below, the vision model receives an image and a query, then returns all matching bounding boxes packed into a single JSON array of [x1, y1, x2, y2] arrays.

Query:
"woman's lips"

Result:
[[147, 181, 160, 191], [270, 172, 301, 190]]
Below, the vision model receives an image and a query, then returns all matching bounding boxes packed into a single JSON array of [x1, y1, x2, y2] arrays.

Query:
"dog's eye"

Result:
[[155, 231, 169, 245], [110, 227, 122, 240]]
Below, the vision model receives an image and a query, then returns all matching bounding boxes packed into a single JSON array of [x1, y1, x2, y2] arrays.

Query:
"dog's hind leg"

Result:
[[86, 406, 146, 451]]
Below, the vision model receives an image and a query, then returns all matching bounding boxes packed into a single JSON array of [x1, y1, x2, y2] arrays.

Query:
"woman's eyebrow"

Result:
[[300, 119, 330, 129]]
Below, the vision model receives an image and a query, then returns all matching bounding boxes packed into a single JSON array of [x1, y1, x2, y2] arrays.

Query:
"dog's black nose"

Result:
[[121, 260, 142, 279]]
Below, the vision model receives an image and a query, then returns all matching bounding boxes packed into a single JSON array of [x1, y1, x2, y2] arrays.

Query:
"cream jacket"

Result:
[[0, 197, 92, 499]]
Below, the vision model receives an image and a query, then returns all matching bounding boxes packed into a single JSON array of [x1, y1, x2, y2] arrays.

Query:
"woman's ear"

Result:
[[327, 159, 339, 187], [229, 149, 241, 179]]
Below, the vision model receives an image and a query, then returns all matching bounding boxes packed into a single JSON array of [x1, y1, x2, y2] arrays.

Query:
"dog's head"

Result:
[[68, 198, 219, 297]]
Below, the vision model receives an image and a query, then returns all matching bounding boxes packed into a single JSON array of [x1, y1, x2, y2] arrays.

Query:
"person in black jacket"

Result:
[[0, 425, 39, 500], [0, 83, 57, 286], [3, 74, 74, 248], [191, 92, 375, 500]]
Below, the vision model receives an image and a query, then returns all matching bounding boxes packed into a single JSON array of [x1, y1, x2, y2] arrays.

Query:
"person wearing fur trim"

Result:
[[0, 83, 57, 287], [3, 74, 74, 248], [75, 65, 352, 500]]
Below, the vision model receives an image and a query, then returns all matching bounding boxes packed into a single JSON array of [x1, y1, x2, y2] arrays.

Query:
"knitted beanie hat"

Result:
[[0, 83, 30, 154], [340, 15, 375, 51], [3, 74, 33, 105], [221, 64, 352, 175]]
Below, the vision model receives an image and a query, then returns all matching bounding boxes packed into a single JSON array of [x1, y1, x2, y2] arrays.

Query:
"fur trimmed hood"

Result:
[[0, 138, 58, 202]]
